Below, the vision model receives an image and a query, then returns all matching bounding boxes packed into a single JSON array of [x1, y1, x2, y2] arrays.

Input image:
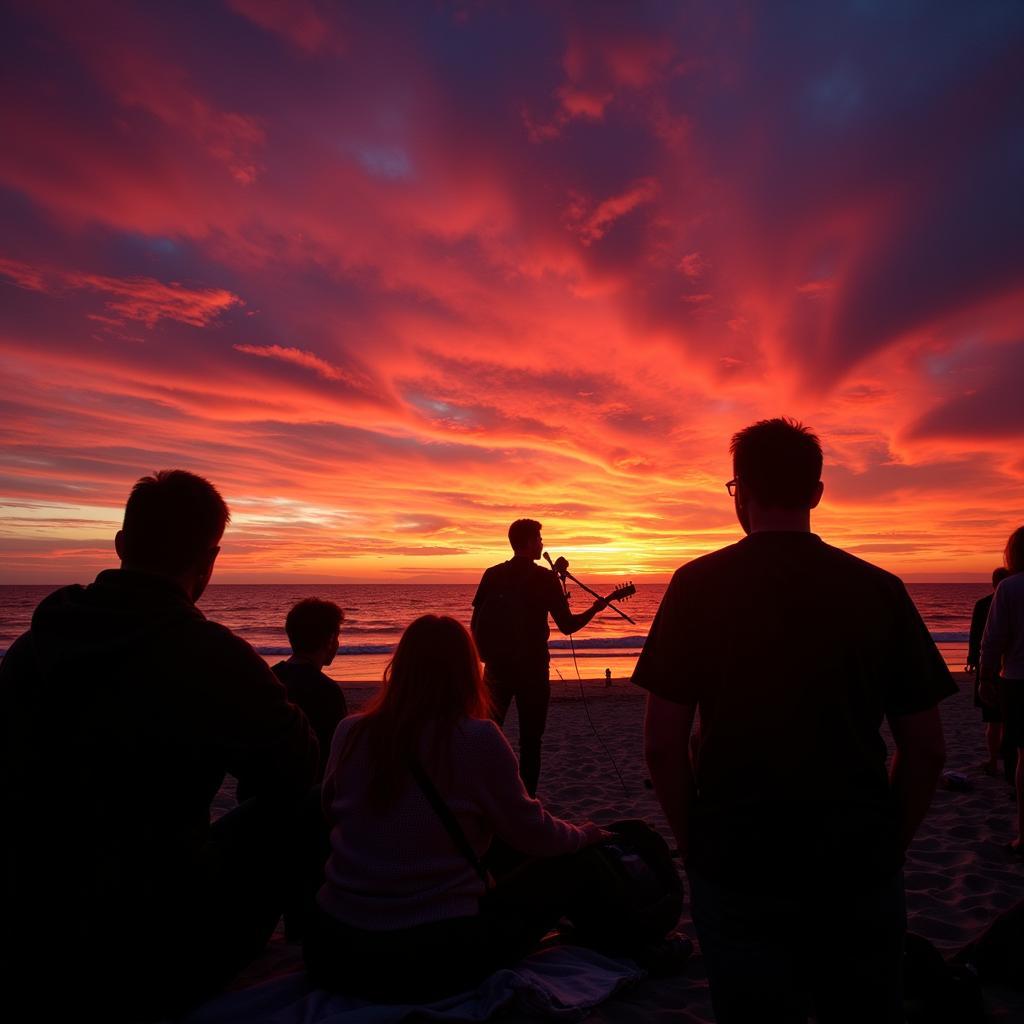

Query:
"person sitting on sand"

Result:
[[0, 470, 319, 1022], [305, 614, 646, 1002], [981, 526, 1024, 858], [968, 567, 1010, 777], [635, 417, 956, 1024], [274, 597, 348, 771]]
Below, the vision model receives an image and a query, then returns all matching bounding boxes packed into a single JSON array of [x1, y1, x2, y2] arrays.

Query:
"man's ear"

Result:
[[114, 529, 125, 561], [810, 481, 824, 510]]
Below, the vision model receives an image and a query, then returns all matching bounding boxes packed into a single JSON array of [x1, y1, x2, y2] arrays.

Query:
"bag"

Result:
[[564, 819, 684, 947], [952, 899, 1024, 991], [903, 932, 984, 1024]]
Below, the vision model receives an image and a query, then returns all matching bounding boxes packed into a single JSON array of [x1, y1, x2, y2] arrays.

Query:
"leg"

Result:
[[514, 668, 551, 796], [688, 869, 808, 1023], [485, 663, 515, 726], [1015, 748, 1024, 848], [807, 872, 906, 1024], [985, 721, 1002, 769]]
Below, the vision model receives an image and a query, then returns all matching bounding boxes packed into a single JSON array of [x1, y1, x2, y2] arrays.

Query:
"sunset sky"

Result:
[[2, 1, 1022, 583]]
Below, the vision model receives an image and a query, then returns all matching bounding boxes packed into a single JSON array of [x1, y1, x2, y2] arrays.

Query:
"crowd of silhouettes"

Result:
[[2, 417, 1022, 1023]]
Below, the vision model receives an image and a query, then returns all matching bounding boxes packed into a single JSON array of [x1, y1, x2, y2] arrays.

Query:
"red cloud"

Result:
[[0, 258, 241, 327]]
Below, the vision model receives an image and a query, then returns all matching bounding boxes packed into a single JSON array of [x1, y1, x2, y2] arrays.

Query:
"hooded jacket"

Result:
[[1, 568, 318, 936]]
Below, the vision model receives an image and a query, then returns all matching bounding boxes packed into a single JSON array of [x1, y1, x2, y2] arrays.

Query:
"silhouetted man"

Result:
[[274, 597, 348, 775], [968, 567, 1010, 778], [0, 470, 319, 1021], [471, 519, 607, 794], [635, 418, 955, 1024]]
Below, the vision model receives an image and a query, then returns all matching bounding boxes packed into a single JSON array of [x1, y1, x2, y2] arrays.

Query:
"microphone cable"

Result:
[[554, 584, 629, 799]]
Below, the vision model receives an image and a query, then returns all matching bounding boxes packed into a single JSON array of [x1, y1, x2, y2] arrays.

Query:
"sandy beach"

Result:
[[214, 671, 1024, 1022]]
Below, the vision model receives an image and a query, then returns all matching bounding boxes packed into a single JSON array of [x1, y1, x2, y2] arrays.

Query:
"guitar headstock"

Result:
[[607, 581, 636, 602]]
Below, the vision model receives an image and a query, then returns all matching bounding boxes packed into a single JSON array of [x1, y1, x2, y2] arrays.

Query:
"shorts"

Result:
[[1001, 679, 1024, 749], [974, 675, 1003, 723]]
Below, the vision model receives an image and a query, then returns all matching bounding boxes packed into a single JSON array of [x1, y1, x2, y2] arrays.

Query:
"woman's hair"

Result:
[[1005, 526, 1024, 573], [341, 614, 490, 806]]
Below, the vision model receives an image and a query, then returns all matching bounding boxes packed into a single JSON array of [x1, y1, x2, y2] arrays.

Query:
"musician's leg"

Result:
[[515, 667, 551, 797]]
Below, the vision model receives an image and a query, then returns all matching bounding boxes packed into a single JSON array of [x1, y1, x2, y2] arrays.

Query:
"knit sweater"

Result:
[[318, 714, 589, 930]]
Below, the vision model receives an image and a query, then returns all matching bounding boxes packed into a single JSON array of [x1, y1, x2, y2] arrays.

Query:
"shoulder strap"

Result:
[[407, 759, 488, 883]]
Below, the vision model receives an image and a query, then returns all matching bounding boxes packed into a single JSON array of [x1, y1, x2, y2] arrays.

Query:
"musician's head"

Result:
[[508, 518, 543, 560]]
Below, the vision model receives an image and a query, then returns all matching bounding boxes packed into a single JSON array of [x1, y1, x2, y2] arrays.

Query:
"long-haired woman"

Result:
[[981, 526, 1024, 856], [302, 614, 608, 1000]]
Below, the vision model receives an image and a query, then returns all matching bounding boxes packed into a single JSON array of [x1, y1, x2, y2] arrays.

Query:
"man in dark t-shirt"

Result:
[[634, 419, 955, 1024], [471, 519, 607, 794]]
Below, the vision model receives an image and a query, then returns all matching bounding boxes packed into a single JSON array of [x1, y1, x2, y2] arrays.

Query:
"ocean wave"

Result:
[[0, 629, 974, 662], [549, 636, 648, 650]]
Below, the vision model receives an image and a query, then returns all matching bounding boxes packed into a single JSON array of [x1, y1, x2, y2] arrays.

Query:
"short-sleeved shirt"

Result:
[[471, 558, 569, 667], [633, 532, 956, 884]]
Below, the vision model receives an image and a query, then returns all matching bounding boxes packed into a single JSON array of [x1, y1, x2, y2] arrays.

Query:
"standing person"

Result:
[[634, 418, 955, 1024], [0, 470, 319, 1022], [980, 526, 1024, 857], [304, 614, 614, 1001], [275, 597, 348, 768], [471, 519, 608, 795], [967, 568, 1010, 777]]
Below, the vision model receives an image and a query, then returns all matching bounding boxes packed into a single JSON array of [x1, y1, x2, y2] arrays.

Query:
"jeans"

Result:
[[486, 661, 550, 796], [688, 867, 906, 1024]]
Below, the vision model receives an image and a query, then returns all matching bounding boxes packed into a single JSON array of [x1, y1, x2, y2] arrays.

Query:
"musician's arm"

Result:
[[550, 587, 608, 635]]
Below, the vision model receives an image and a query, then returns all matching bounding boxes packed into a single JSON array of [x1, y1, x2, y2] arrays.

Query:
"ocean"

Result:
[[0, 581, 987, 681]]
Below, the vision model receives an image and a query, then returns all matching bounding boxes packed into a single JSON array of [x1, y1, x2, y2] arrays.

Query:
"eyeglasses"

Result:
[[725, 479, 738, 497]]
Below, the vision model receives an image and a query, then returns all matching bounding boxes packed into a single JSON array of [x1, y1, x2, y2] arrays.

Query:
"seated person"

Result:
[[304, 615, 618, 1002], [0, 470, 319, 1022], [275, 597, 348, 767]]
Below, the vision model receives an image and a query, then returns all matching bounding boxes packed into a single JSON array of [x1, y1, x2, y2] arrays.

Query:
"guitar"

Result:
[[601, 582, 636, 604]]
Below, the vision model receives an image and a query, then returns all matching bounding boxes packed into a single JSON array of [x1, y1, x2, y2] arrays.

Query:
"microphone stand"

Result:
[[545, 553, 636, 625]]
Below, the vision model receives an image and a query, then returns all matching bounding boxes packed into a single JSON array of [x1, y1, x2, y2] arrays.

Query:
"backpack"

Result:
[[952, 899, 1024, 991], [903, 932, 984, 1024], [564, 819, 685, 947]]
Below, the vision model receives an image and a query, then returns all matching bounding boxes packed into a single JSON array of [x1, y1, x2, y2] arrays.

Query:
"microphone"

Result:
[[544, 552, 569, 576]]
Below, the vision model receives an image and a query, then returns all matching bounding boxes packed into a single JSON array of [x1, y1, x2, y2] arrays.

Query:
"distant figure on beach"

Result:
[[0, 470, 319, 1021], [471, 519, 608, 794], [634, 418, 955, 1023], [274, 597, 348, 769], [304, 614, 615, 1001], [980, 526, 1024, 858], [968, 567, 1010, 777]]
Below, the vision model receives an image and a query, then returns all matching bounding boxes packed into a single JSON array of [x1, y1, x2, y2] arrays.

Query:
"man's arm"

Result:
[[548, 583, 607, 636], [888, 706, 945, 853], [644, 693, 697, 858]]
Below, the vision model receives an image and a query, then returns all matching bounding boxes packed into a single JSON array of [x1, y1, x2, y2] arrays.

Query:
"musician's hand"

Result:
[[593, 596, 609, 611]]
